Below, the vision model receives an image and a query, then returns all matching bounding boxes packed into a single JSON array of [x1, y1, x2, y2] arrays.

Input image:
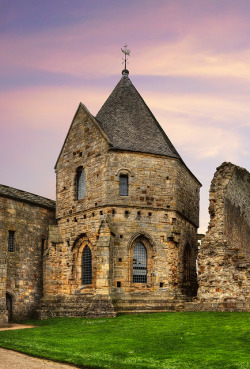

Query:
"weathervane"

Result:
[[121, 44, 131, 74]]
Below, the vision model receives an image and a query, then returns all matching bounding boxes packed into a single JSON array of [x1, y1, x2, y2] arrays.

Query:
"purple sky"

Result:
[[1, 0, 250, 233]]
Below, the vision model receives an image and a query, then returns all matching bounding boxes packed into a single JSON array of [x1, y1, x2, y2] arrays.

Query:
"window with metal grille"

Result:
[[76, 167, 86, 200], [133, 242, 147, 283], [8, 231, 15, 252], [82, 246, 92, 285], [119, 174, 128, 196]]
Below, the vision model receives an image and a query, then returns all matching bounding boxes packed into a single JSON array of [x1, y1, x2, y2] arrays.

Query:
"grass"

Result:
[[0, 312, 249, 369]]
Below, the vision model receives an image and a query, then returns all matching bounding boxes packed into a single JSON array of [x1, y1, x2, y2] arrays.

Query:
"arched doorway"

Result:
[[6, 293, 13, 322], [182, 244, 198, 297]]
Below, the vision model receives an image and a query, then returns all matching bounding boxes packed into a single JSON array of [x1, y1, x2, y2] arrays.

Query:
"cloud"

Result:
[[141, 91, 249, 164], [0, 85, 106, 133], [1, 1, 250, 82]]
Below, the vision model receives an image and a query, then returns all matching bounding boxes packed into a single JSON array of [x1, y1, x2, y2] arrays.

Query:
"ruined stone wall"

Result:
[[224, 166, 250, 258], [198, 162, 250, 311], [0, 195, 55, 320]]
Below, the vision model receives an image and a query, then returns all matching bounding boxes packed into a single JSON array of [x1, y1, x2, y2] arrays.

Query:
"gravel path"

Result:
[[0, 348, 80, 369]]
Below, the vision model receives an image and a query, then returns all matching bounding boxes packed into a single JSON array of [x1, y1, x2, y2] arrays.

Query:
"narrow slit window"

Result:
[[76, 167, 86, 200], [41, 238, 46, 256], [133, 242, 147, 283], [119, 174, 128, 196], [183, 244, 191, 283], [8, 231, 15, 252], [82, 246, 92, 285]]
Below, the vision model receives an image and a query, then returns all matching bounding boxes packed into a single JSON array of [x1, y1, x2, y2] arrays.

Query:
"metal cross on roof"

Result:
[[121, 44, 131, 73]]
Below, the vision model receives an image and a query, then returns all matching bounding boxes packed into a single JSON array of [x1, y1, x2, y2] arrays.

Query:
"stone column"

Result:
[[95, 217, 112, 294], [86, 216, 116, 317]]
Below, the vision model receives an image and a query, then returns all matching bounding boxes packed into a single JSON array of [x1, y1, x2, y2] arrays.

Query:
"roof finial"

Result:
[[121, 44, 130, 75]]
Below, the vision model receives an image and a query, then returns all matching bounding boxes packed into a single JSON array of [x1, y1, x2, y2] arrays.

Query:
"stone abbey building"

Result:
[[0, 70, 249, 324]]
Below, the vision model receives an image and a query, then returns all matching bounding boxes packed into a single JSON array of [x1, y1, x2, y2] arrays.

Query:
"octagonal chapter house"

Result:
[[38, 71, 201, 318]]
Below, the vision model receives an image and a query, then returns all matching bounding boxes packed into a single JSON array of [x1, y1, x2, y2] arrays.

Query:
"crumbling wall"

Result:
[[198, 162, 250, 311]]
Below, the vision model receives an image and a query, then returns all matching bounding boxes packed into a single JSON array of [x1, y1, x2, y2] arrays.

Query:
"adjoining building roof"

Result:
[[96, 74, 181, 159], [0, 184, 56, 210]]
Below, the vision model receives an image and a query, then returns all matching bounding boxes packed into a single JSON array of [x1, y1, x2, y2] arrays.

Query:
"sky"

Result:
[[1, 0, 250, 233]]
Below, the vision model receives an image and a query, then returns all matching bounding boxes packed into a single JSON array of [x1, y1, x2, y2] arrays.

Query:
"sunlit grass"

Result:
[[0, 312, 249, 369]]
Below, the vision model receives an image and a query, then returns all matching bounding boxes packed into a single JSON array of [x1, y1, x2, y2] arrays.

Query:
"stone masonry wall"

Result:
[[198, 162, 250, 311], [42, 110, 201, 316], [0, 195, 55, 320], [106, 151, 200, 227], [0, 250, 8, 325], [55, 103, 110, 220]]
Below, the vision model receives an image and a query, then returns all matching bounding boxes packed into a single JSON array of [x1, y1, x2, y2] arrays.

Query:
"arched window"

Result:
[[133, 242, 147, 283], [119, 174, 128, 196], [82, 246, 92, 285], [76, 167, 86, 200]]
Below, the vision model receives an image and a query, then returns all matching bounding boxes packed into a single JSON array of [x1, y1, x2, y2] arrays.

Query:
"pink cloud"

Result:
[[1, 2, 250, 80], [0, 86, 107, 133]]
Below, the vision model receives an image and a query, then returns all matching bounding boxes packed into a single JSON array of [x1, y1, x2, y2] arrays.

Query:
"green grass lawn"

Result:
[[0, 312, 249, 369]]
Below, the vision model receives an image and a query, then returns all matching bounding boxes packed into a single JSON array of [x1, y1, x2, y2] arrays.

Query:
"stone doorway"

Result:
[[6, 293, 12, 322], [182, 244, 198, 297]]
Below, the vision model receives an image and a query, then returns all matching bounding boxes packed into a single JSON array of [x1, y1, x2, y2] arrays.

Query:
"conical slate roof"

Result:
[[96, 74, 181, 159]]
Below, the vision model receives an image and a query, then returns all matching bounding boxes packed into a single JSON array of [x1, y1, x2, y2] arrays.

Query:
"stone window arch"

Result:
[[119, 173, 128, 196], [129, 233, 155, 287], [76, 166, 86, 200], [115, 168, 134, 197], [82, 246, 92, 285], [133, 242, 147, 283], [72, 235, 95, 290]]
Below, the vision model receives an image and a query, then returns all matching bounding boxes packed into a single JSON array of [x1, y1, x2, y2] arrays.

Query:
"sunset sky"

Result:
[[1, 0, 250, 233]]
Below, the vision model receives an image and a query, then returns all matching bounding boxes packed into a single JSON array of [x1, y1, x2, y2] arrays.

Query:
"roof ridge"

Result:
[[0, 184, 55, 209]]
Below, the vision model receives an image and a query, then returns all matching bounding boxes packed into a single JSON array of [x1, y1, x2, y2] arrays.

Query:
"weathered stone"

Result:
[[0, 187, 55, 322], [39, 79, 201, 318], [1, 74, 249, 325], [197, 162, 250, 311]]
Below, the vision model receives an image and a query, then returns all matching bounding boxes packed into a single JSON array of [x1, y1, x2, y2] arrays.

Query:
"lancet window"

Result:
[[133, 242, 147, 283], [119, 174, 128, 196], [76, 167, 86, 200], [82, 246, 92, 285]]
